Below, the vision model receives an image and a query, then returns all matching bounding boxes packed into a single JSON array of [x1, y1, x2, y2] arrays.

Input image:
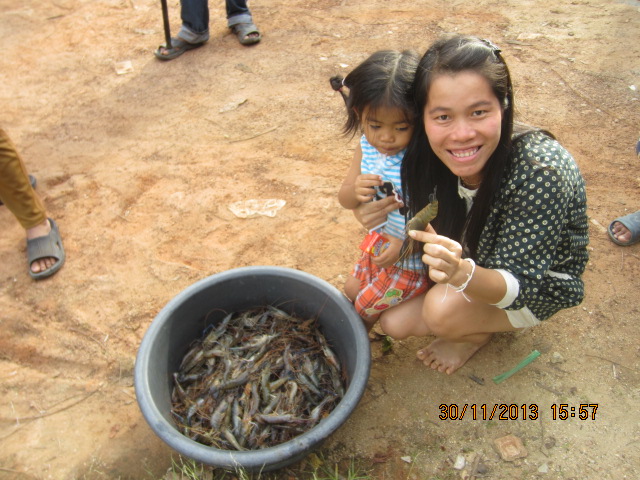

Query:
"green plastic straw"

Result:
[[493, 350, 541, 384]]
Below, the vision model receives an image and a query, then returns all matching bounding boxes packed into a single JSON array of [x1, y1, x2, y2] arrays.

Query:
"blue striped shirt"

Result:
[[360, 136, 422, 270]]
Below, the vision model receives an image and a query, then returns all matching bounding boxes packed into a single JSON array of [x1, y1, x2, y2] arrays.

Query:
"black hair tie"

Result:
[[481, 38, 501, 54]]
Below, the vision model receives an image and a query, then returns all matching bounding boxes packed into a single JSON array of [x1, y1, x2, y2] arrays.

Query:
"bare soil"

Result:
[[1, 0, 639, 479]]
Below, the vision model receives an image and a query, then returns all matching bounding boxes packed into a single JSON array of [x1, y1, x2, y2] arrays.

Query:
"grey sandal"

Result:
[[27, 218, 66, 279], [231, 22, 261, 45], [608, 210, 640, 246]]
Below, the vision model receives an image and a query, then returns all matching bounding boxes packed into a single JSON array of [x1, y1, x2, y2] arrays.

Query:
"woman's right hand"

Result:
[[352, 195, 403, 231], [408, 226, 467, 286]]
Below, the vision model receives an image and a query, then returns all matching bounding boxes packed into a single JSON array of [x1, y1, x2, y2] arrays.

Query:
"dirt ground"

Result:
[[1, 0, 639, 478]]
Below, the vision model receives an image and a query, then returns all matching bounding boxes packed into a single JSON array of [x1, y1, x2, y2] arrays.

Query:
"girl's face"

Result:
[[423, 71, 503, 186], [361, 105, 414, 157]]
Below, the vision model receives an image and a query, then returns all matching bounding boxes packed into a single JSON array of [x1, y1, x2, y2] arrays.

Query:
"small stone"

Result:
[[453, 454, 466, 470], [219, 97, 247, 113], [550, 352, 565, 364], [459, 453, 477, 479], [494, 434, 528, 461], [589, 218, 607, 233], [538, 463, 549, 473], [114, 60, 133, 75], [400, 456, 412, 463]]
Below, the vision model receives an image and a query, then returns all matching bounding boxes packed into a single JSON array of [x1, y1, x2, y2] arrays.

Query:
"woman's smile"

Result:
[[450, 146, 481, 160]]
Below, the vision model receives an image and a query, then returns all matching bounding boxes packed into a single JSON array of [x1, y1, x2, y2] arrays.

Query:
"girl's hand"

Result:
[[353, 196, 403, 231], [371, 236, 402, 268], [354, 174, 383, 203], [408, 226, 468, 286]]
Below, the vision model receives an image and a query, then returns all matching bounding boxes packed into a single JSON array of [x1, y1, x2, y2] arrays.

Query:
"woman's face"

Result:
[[423, 71, 503, 186]]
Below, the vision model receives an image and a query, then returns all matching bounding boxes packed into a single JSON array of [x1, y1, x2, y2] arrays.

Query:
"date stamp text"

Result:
[[438, 403, 599, 421]]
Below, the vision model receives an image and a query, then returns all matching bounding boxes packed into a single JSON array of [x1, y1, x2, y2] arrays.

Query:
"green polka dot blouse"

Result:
[[477, 131, 589, 321]]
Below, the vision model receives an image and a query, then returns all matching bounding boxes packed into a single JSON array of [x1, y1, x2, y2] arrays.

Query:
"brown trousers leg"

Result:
[[0, 128, 47, 230]]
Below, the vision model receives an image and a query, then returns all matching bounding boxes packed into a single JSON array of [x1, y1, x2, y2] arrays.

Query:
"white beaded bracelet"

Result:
[[451, 258, 476, 293]]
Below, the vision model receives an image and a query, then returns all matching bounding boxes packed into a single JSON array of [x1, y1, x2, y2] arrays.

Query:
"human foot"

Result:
[[154, 37, 205, 61], [610, 221, 632, 243], [416, 336, 491, 375], [231, 23, 261, 45], [26, 218, 66, 278], [608, 210, 640, 246]]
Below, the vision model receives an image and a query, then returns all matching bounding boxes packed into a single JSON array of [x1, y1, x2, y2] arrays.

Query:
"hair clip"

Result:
[[329, 75, 345, 92], [481, 38, 502, 54]]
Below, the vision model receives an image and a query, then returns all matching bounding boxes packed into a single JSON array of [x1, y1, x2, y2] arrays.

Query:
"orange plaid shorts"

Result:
[[351, 252, 430, 320]]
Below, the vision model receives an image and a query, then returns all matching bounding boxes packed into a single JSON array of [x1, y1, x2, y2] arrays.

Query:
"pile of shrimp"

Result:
[[170, 306, 345, 450]]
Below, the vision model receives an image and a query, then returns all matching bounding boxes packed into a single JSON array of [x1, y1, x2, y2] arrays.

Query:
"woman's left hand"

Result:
[[408, 226, 468, 286]]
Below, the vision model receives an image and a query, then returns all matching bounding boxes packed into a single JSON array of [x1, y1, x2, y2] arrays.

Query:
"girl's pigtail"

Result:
[[329, 75, 349, 105]]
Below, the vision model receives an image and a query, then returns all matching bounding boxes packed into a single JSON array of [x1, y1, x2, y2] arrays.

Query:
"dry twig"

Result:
[[0, 384, 104, 442], [228, 126, 279, 143]]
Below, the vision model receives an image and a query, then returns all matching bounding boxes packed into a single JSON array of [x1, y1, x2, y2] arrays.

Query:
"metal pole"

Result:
[[160, 0, 172, 49]]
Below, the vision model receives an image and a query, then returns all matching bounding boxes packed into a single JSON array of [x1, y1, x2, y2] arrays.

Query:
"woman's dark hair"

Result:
[[401, 35, 516, 258], [330, 50, 420, 137]]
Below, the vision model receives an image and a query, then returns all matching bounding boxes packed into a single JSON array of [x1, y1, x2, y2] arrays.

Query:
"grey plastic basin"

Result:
[[134, 266, 371, 473]]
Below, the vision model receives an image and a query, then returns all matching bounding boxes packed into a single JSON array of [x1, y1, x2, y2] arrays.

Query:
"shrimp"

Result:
[[170, 306, 347, 450], [398, 190, 438, 265]]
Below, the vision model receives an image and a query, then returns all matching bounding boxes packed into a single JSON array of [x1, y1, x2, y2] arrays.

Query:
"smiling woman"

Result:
[[373, 34, 590, 375]]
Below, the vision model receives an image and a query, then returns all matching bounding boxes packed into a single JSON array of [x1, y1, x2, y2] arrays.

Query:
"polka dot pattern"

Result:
[[477, 132, 589, 320]]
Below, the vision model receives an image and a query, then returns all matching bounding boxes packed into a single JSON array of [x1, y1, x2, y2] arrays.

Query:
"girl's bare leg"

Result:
[[344, 275, 379, 332], [344, 275, 359, 302], [416, 284, 517, 374]]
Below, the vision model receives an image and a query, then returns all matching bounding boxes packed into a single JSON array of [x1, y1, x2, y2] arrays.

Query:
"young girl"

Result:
[[375, 35, 589, 374], [332, 49, 429, 331]]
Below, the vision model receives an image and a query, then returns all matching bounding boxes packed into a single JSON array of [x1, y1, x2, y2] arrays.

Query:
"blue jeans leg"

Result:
[[226, 0, 252, 27], [180, 0, 210, 43]]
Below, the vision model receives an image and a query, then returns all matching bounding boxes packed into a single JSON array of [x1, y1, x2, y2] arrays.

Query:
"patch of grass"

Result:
[[162, 453, 371, 480], [307, 456, 371, 480]]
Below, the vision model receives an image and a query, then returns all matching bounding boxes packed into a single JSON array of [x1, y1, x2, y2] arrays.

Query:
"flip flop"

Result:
[[27, 218, 66, 279], [0, 174, 36, 206], [608, 210, 640, 246], [154, 37, 205, 61], [230, 22, 261, 45]]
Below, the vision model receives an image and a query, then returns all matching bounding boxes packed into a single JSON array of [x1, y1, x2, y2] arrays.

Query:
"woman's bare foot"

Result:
[[26, 219, 56, 273], [416, 336, 491, 375]]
